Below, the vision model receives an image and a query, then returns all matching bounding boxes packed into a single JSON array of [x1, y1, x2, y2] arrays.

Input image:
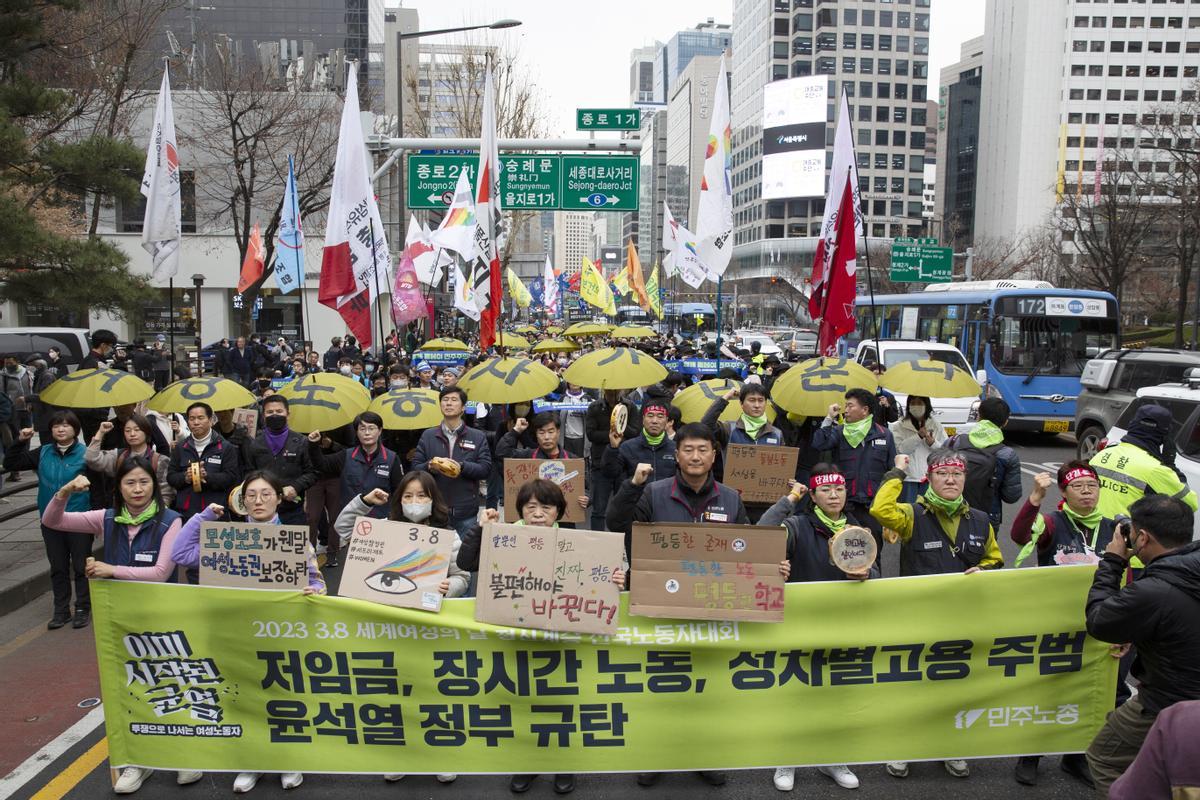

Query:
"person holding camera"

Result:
[[1084, 494, 1200, 793]]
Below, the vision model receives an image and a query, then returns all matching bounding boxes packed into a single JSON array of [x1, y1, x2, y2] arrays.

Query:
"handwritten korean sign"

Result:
[[723, 445, 800, 504], [338, 517, 455, 612], [232, 407, 258, 439], [199, 522, 308, 589], [630, 522, 787, 623], [503, 458, 586, 524], [475, 522, 623, 635]]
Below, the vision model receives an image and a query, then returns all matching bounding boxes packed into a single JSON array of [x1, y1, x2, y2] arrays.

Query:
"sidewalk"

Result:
[[0, 477, 101, 616]]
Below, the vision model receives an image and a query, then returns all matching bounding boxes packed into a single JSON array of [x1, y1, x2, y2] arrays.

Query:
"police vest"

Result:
[[103, 508, 182, 583], [1092, 442, 1170, 519], [900, 502, 990, 576], [1037, 510, 1118, 568], [751, 353, 766, 375]]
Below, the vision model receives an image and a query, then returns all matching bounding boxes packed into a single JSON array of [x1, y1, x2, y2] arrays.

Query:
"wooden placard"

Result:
[[233, 406, 259, 439], [502, 458, 586, 524], [475, 522, 624, 635], [338, 517, 455, 612], [629, 522, 787, 622], [199, 522, 308, 590], [723, 444, 800, 505]]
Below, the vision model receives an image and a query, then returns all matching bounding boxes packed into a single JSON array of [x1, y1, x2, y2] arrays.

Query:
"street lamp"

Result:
[[192, 273, 205, 376]]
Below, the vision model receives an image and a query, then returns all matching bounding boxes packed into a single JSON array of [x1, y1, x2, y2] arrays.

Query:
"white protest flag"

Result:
[[662, 202, 717, 287], [428, 170, 478, 260], [543, 255, 559, 316], [694, 55, 733, 277], [140, 64, 181, 282], [404, 213, 440, 285], [451, 259, 480, 321]]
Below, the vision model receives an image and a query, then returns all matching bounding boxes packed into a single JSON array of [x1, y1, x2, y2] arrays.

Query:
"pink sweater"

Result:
[[41, 494, 181, 582]]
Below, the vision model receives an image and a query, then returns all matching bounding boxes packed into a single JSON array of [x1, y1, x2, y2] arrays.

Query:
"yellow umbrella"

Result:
[[611, 325, 657, 339], [563, 347, 667, 391], [563, 322, 610, 338], [276, 373, 370, 433], [40, 368, 153, 409], [880, 359, 982, 398], [496, 333, 530, 350], [418, 337, 471, 352], [545, 325, 564, 334], [673, 378, 778, 424], [514, 324, 539, 335], [369, 388, 443, 431], [531, 338, 579, 354], [771, 357, 878, 417], [458, 357, 561, 403], [147, 377, 257, 414]]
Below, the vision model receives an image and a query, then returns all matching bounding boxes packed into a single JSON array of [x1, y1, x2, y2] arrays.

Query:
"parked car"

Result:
[[0, 328, 90, 370], [774, 329, 819, 361], [730, 330, 783, 358], [1074, 348, 1200, 460], [853, 339, 979, 437], [1099, 370, 1200, 539]]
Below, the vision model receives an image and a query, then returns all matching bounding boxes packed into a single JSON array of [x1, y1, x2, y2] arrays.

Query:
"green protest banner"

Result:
[[93, 566, 1116, 774]]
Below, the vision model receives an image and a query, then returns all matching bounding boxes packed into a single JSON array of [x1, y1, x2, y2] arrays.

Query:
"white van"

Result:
[[853, 339, 979, 436]]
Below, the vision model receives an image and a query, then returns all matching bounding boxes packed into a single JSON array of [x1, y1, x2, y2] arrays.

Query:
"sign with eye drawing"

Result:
[[338, 518, 455, 612]]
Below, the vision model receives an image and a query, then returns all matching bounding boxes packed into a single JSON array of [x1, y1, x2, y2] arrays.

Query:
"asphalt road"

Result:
[[2, 432, 1105, 800]]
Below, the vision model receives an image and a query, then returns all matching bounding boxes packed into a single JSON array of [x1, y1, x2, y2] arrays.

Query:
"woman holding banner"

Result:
[[44, 459, 203, 794], [170, 470, 325, 794]]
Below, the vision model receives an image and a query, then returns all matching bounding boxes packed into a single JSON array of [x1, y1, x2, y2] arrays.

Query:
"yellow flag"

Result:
[[612, 264, 631, 297], [580, 257, 616, 315], [646, 263, 663, 319], [506, 267, 531, 309]]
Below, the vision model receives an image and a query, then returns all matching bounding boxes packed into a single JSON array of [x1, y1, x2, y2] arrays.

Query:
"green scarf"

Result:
[[813, 506, 847, 534], [741, 413, 768, 440], [842, 416, 873, 448], [921, 486, 965, 518], [1016, 503, 1105, 567], [968, 419, 1005, 448], [1063, 503, 1105, 537], [115, 500, 159, 526], [643, 429, 665, 447]]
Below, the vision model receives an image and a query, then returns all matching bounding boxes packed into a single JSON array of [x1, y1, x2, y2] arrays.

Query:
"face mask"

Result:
[[258, 379, 271, 388], [263, 415, 288, 433], [366, 364, 375, 373], [908, 404, 926, 418], [403, 501, 433, 522], [339, 365, 352, 375]]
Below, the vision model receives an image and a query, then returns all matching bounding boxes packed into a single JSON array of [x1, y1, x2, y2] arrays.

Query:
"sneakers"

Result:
[[773, 767, 795, 791], [436, 773, 458, 783], [886, 762, 909, 778], [383, 774, 404, 782], [945, 760, 970, 778], [818, 765, 860, 789], [176, 770, 203, 785], [281, 772, 304, 789], [233, 772, 262, 793], [113, 767, 153, 794]]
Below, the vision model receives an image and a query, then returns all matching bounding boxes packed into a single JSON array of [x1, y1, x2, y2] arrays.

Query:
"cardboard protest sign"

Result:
[[232, 407, 259, 439], [630, 522, 787, 622], [199, 522, 308, 589], [723, 444, 799, 504], [503, 458, 586, 524], [338, 517, 455, 612], [475, 522, 623, 635]]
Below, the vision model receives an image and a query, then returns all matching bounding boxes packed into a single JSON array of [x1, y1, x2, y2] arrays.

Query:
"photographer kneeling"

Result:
[[1084, 495, 1200, 793]]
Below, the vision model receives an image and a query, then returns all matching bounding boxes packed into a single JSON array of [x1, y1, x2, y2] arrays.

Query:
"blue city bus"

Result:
[[851, 281, 1120, 433], [663, 302, 716, 340]]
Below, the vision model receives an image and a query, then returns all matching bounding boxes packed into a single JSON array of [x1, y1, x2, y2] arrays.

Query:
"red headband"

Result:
[[810, 473, 846, 490], [928, 457, 966, 472], [642, 402, 669, 417], [1060, 466, 1098, 488]]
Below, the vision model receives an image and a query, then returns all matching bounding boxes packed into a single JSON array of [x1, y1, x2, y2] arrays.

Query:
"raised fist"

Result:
[[632, 463, 653, 486]]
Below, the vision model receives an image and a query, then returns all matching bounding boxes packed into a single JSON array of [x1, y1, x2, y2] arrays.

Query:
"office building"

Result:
[[635, 108, 669, 268], [554, 212, 596, 278], [653, 20, 733, 104], [631, 44, 659, 104], [666, 54, 726, 233], [935, 36, 982, 248]]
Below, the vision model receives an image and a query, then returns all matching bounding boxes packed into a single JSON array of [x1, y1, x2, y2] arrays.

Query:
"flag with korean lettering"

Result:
[[695, 55, 733, 277], [580, 257, 616, 315], [319, 66, 390, 347], [646, 263, 663, 319], [471, 63, 503, 349], [273, 155, 304, 294]]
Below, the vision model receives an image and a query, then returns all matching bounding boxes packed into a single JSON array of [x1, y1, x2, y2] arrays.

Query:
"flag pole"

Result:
[[368, 216, 386, 355], [290, 156, 310, 347], [168, 278, 175, 375]]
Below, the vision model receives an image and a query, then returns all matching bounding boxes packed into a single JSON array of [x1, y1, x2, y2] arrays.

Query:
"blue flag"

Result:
[[274, 155, 305, 294]]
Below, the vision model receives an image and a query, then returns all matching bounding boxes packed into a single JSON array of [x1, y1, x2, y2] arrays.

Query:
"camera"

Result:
[[1114, 514, 1133, 548]]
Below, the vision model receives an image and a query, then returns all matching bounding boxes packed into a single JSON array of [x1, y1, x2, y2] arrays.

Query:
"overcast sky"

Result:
[[395, 0, 986, 135]]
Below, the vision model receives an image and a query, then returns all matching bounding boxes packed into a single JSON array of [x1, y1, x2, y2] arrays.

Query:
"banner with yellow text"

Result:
[[93, 566, 1116, 774]]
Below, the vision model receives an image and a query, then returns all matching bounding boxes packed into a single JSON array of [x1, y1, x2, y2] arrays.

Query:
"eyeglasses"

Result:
[[244, 491, 276, 502], [930, 470, 965, 479]]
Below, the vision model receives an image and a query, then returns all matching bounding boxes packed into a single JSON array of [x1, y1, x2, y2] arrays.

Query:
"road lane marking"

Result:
[[28, 738, 107, 800], [0, 705, 104, 799], [0, 622, 48, 661]]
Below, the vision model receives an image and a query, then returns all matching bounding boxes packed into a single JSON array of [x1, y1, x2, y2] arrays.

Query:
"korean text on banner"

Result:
[[199, 522, 309, 589], [502, 459, 586, 525], [93, 567, 1116, 774], [723, 445, 800, 505]]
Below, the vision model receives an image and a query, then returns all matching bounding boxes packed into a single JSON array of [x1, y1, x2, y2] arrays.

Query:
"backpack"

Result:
[[950, 435, 1000, 514]]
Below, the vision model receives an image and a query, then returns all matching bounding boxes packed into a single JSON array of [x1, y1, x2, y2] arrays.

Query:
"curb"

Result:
[[0, 540, 104, 617]]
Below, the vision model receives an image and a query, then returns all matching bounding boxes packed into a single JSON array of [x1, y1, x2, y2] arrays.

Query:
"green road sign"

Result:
[[407, 153, 638, 211], [576, 108, 641, 131], [890, 240, 954, 283], [559, 155, 639, 210]]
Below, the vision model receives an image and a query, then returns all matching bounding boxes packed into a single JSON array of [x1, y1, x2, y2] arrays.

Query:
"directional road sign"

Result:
[[406, 153, 638, 212], [890, 239, 954, 283], [576, 108, 641, 131]]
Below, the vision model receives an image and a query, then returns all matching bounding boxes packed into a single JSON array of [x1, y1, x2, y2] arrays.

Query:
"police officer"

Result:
[[1091, 404, 1198, 519], [748, 340, 766, 376]]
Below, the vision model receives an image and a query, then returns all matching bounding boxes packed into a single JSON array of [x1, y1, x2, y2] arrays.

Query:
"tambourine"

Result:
[[828, 526, 877, 575], [432, 457, 461, 478], [187, 461, 203, 493], [610, 404, 628, 436], [227, 483, 247, 517]]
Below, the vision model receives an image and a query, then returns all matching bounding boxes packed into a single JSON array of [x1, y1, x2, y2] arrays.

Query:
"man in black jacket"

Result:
[[323, 337, 343, 371], [584, 389, 641, 531], [241, 395, 319, 525], [1085, 495, 1200, 793], [167, 402, 242, 523], [601, 399, 676, 485]]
